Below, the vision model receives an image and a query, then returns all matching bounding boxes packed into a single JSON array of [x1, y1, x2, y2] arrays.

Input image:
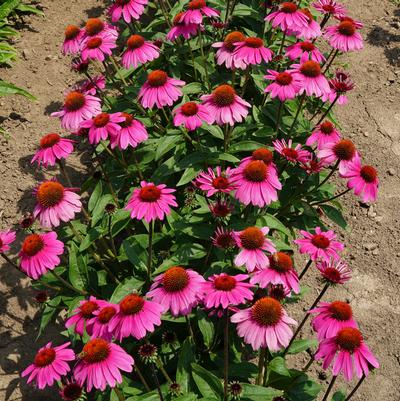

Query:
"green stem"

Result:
[[345, 375, 366, 401], [147, 221, 154, 280], [298, 259, 312, 280], [223, 311, 229, 401], [150, 363, 164, 401], [135, 365, 151, 391], [198, 28, 210, 90], [311, 187, 351, 206], [278, 30, 287, 55], [49, 270, 88, 296], [312, 94, 340, 129], [315, 159, 339, 189], [321, 375, 338, 401], [108, 215, 118, 257], [302, 354, 315, 372], [283, 283, 330, 355], [323, 49, 339, 74], [256, 348, 266, 385], [275, 100, 284, 135], [185, 315, 195, 338], [288, 92, 306, 135], [114, 387, 125, 401], [110, 55, 129, 87], [157, 357, 172, 383]]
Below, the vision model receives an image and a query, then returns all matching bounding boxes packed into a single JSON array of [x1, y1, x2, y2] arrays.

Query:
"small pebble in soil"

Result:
[[364, 243, 378, 251]]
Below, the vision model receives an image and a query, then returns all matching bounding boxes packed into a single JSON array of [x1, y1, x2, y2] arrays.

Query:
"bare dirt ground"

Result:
[[0, 0, 399, 400]]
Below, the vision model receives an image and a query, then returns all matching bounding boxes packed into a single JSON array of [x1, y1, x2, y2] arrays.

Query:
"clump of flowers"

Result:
[[2, 1, 380, 401]]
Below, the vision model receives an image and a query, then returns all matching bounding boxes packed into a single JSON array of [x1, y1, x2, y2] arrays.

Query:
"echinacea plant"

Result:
[[0, 1, 381, 401]]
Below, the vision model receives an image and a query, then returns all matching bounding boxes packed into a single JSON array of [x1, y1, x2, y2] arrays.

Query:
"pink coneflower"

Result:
[[79, 75, 106, 96], [264, 69, 302, 101], [31, 133, 74, 167], [212, 227, 236, 249], [122, 34, 160, 69], [251, 252, 300, 294], [312, 0, 347, 18], [233, 37, 273, 66], [317, 258, 351, 284], [266, 2, 308, 32], [209, 200, 234, 218], [108, 0, 148, 23], [315, 327, 379, 381], [340, 154, 379, 203], [33, 180, 82, 228], [306, 121, 341, 149], [148, 266, 205, 316], [285, 41, 325, 63], [173, 101, 213, 131], [309, 300, 358, 340], [19, 232, 64, 279], [292, 8, 321, 40], [203, 273, 253, 309], [87, 302, 118, 340], [82, 18, 118, 40], [108, 293, 163, 340], [74, 338, 134, 391], [231, 296, 297, 351], [294, 227, 344, 262], [179, 0, 220, 24], [22, 342, 74, 389], [65, 296, 104, 336], [317, 139, 358, 173], [322, 70, 355, 105], [212, 31, 247, 70], [195, 166, 236, 197], [125, 181, 177, 223], [80, 112, 124, 145], [266, 283, 291, 301], [138, 70, 185, 109], [166, 13, 200, 41], [71, 58, 90, 74], [231, 158, 281, 207], [300, 156, 326, 174], [292, 60, 330, 97], [201, 84, 250, 126], [324, 19, 363, 52], [51, 90, 101, 131], [81, 35, 117, 62], [273, 139, 311, 163], [62, 25, 83, 55], [59, 381, 83, 401], [109, 112, 148, 150], [0, 229, 16, 253], [234, 226, 276, 272]]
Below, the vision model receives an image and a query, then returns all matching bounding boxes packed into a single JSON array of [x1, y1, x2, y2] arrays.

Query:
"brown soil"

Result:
[[0, 0, 399, 400]]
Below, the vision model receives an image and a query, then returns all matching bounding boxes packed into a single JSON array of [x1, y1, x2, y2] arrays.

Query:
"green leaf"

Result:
[[331, 391, 346, 401], [196, 309, 214, 348], [68, 243, 88, 291], [88, 181, 103, 212], [320, 204, 347, 229], [182, 82, 203, 95], [177, 338, 195, 393], [0, 79, 35, 99], [0, 0, 20, 20], [257, 214, 291, 237], [191, 363, 223, 400], [178, 167, 201, 186], [268, 357, 291, 377], [15, 4, 44, 15], [110, 277, 144, 303], [79, 227, 103, 251], [38, 296, 61, 337], [286, 375, 322, 401], [155, 134, 182, 160], [241, 384, 282, 401], [287, 339, 318, 355]]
